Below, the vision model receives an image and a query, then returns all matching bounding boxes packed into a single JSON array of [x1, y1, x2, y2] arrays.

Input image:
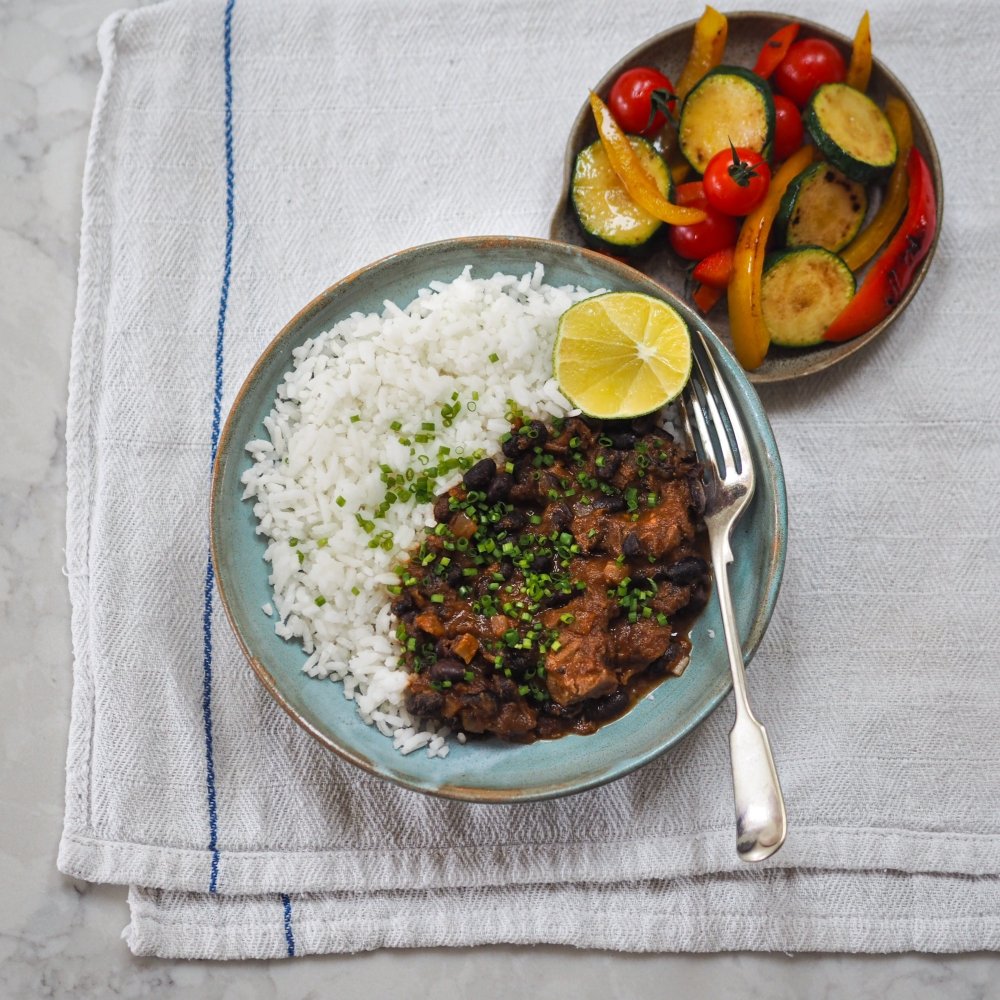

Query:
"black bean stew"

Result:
[[391, 412, 712, 741]]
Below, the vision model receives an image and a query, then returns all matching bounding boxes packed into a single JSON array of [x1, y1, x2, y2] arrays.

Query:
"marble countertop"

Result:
[[2, 0, 998, 995]]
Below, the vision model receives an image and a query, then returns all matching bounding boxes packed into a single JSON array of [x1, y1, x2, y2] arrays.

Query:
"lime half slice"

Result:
[[554, 292, 692, 419]]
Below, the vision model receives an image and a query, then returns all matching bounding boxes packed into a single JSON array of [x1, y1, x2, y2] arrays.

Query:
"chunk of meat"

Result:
[[608, 620, 674, 667], [544, 632, 617, 706], [632, 483, 696, 558], [493, 700, 538, 736], [540, 591, 614, 635], [413, 610, 445, 637]]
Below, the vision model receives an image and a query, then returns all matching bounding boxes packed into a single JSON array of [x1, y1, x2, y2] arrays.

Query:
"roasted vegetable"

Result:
[[840, 97, 913, 271], [772, 37, 846, 108], [752, 23, 800, 80], [678, 66, 775, 174], [846, 11, 872, 92], [823, 147, 937, 342], [571, 137, 673, 253], [762, 247, 856, 347], [776, 161, 868, 252], [675, 6, 729, 99], [692, 246, 735, 289], [728, 145, 814, 370], [804, 83, 897, 183], [589, 92, 705, 226]]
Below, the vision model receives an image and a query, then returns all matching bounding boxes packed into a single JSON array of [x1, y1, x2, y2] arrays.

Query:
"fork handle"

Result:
[[712, 534, 787, 862]]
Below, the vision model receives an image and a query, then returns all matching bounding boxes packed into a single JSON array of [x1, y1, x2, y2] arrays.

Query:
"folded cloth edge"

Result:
[[59, 825, 1000, 897]]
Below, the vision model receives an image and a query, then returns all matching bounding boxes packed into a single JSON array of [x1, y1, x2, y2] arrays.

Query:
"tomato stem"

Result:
[[726, 138, 760, 188], [645, 88, 678, 130]]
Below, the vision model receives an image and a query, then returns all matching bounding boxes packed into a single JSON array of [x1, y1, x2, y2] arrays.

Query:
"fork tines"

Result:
[[679, 335, 751, 482]]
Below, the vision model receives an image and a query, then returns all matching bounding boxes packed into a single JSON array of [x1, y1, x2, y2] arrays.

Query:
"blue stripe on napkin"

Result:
[[281, 894, 296, 956], [201, 0, 236, 896]]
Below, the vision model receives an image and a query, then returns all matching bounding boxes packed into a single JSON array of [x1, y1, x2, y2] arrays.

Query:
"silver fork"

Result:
[[679, 336, 786, 862]]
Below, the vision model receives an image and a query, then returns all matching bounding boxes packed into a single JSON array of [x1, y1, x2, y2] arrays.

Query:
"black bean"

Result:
[[497, 510, 526, 534], [649, 640, 681, 676], [506, 647, 538, 673], [463, 458, 496, 490], [391, 592, 415, 617], [596, 450, 622, 481], [608, 431, 637, 450], [433, 494, 452, 523], [405, 688, 445, 717], [502, 435, 528, 460], [446, 565, 465, 587], [531, 553, 554, 573], [585, 687, 630, 721], [528, 420, 548, 446], [591, 494, 626, 513], [683, 581, 710, 614], [428, 658, 468, 683], [663, 556, 710, 587], [543, 699, 584, 718], [622, 532, 643, 559], [538, 590, 573, 610], [495, 675, 519, 701], [499, 558, 517, 580], [550, 502, 573, 531], [486, 472, 513, 504]]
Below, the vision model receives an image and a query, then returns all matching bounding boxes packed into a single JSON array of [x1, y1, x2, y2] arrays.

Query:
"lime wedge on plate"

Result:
[[554, 292, 692, 419]]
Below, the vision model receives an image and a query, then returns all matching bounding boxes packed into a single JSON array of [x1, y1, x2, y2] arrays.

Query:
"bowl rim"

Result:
[[210, 234, 788, 802], [550, 9, 945, 385]]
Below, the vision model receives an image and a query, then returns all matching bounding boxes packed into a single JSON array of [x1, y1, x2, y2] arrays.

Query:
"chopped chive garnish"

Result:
[[350, 414, 361, 423], [314, 596, 326, 607]]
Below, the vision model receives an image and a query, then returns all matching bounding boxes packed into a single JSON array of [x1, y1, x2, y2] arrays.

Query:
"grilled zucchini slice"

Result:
[[776, 161, 869, 252], [804, 83, 897, 183], [762, 246, 856, 348], [678, 66, 774, 175], [570, 137, 673, 254]]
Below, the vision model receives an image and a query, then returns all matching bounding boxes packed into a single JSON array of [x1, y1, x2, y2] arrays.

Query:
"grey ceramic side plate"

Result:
[[549, 11, 944, 384], [211, 236, 787, 802]]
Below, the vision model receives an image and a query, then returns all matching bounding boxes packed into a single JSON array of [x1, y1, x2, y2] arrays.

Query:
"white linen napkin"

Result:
[[60, 0, 1000, 958]]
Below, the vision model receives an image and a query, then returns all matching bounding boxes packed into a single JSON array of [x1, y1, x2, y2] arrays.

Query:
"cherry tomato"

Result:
[[702, 145, 772, 216], [668, 183, 740, 261], [772, 38, 846, 108], [608, 67, 677, 136], [772, 94, 805, 160]]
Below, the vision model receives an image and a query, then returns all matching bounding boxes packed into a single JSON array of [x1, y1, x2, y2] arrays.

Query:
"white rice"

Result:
[[241, 265, 600, 757]]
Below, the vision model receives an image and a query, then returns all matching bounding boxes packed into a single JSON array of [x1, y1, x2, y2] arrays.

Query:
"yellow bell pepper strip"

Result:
[[846, 11, 872, 91], [727, 145, 815, 370], [823, 147, 937, 342], [676, 6, 729, 100], [589, 93, 706, 226], [670, 160, 692, 186], [840, 97, 913, 271]]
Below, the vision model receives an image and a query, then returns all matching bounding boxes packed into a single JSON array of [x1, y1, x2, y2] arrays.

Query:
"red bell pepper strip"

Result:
[[692, 247, 735, 289], [752, 23, 800, 79], [692, 283, 724, 314], [823, 147, 937, 342]]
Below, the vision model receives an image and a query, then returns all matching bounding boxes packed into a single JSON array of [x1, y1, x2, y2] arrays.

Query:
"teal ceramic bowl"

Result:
[[211, 236, 787, 803]]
